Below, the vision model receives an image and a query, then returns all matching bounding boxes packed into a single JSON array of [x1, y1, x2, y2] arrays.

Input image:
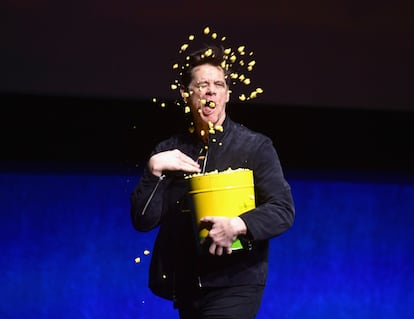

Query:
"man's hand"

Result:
[[200, 216, 247, 256], [148, 149, 201, 176]]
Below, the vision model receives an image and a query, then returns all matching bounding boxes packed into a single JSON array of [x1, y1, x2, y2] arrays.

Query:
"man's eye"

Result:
[[198, 82, 208, 88], [215, 82, 225, 88]]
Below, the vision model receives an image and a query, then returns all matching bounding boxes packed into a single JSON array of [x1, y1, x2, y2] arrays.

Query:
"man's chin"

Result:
[[202, 115, 218, 125]]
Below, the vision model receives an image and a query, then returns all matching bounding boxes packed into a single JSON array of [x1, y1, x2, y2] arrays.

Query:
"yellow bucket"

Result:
[[187, 168, 255, 250]]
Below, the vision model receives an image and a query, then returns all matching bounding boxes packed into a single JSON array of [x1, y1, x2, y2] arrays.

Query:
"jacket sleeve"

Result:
[[239, 136, 295, 241], [130, 166, 169, 232], [130, 133, 195, 232]]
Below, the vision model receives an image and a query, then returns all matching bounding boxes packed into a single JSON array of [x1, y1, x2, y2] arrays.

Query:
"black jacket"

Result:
[[130, 116, 295, 302]]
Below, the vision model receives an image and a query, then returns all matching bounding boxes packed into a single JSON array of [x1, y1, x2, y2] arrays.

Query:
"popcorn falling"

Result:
[[134, 249, 151, 264], [208, 121, 215, 134], [149, 25, 265, 144], [215, 125, 223, 132], [152, 25, 264, 110]]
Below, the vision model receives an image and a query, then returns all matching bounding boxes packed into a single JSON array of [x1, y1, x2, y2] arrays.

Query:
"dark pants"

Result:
[[177, 285, 265, 319]]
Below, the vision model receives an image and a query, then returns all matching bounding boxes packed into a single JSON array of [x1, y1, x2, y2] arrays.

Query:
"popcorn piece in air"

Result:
[[180, 44, 189, 52], [243, 78, 251, 85], [208, 121, 215, 134]]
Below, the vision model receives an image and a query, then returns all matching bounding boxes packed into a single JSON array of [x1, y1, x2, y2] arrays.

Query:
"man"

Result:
[[130, 45, 295, 319]]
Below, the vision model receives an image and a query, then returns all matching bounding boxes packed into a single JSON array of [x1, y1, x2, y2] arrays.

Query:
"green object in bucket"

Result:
[[187, 168, 256, 251]]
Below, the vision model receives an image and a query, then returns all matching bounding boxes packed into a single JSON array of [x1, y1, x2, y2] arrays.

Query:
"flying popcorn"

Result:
[[150, 25, 265, 134]]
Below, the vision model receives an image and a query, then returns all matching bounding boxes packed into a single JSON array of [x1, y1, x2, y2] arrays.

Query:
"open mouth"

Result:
[[198, 99, 216, 116]]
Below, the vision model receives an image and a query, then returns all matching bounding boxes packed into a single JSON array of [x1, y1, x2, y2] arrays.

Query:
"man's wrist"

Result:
[[231, 217, 247, 236]]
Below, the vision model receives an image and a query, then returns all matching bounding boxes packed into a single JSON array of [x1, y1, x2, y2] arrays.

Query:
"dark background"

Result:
[[1, 0, 414, 110], [2, 94, 414, 175], [1, 0, 414, 173]]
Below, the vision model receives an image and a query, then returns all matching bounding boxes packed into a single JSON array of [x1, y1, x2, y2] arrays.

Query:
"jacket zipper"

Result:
[[141, 174, 166, 215]]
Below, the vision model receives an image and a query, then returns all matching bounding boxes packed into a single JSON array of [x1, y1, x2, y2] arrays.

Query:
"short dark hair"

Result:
[[180, 45, 231, 90]]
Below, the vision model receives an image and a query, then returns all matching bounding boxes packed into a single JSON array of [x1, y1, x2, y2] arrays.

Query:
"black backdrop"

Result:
[[1, 1, 414, 110], [2, 1, 414, 174], [2, 93, 414, 174]]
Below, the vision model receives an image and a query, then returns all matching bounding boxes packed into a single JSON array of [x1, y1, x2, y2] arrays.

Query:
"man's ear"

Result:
[[226, 90, 230, 103]]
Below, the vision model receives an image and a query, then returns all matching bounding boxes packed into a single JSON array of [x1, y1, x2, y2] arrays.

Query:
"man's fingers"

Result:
[[176, 151, 201, 172], [200, 216, 216, 224], [209, 243, 217, 255], [208, 242, 232, 256]]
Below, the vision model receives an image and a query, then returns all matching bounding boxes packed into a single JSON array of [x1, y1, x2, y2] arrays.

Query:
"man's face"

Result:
[[186, 64, 230, 127]]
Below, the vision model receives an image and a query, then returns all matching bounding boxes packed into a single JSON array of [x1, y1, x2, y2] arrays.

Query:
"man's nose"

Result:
[[205, 87, 216, 95]]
